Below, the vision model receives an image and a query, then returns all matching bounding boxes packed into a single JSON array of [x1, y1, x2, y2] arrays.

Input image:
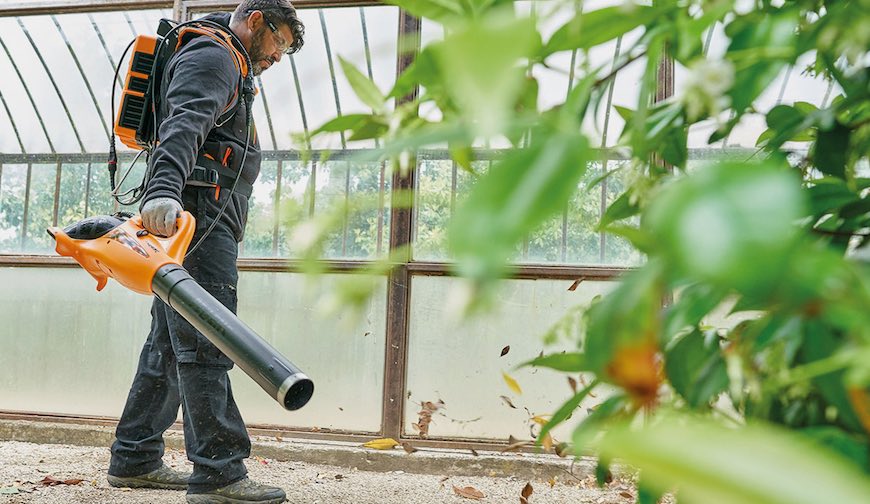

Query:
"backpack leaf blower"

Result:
[[47, 212, 314, 411]]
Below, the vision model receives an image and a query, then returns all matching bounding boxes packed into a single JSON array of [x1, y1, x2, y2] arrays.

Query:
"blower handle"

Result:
[[129, 211, 196, 264]]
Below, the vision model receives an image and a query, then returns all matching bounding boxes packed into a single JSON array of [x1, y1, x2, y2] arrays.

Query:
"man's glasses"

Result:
[[259, 11, 293, 55]]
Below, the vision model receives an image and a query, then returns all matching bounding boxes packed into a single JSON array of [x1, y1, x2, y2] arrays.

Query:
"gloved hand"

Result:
[[141, 197, 183, 237]]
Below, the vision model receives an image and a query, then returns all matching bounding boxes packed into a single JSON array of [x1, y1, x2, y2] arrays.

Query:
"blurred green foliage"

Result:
[[302, 0, 870, 502]]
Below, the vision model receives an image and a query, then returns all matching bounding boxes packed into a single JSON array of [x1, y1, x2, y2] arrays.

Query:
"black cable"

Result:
[[108, 39, 136, 195]]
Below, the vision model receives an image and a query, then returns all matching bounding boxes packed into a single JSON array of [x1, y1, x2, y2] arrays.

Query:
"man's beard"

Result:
[[248, 28, 272, 76]]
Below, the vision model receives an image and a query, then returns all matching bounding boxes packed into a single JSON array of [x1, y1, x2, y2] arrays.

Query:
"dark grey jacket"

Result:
[[142, 12, 260, 241]]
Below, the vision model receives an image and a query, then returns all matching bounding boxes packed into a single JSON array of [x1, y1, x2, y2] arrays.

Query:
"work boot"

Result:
[[107, 463, 190, 490], [186, 478, 287, 504]]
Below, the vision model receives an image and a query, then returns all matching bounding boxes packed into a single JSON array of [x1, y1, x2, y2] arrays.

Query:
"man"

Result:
[[106, 2, 304, 503]]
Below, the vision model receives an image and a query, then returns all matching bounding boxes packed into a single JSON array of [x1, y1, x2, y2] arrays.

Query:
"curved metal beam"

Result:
[[88, 13, 123, 92], [0, 36, 55, 153], [52, 15, 111, 140], [0, 88, 26, 153], [319, 9, 346, 149], [289, 55, 311, 149], [16, 18, 86, 152], [256, 76, 279, 150], [359, 6, 379, 149]]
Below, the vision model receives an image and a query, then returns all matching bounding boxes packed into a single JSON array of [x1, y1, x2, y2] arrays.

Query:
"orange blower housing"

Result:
[[48, 211, 194, 295], [46, 212, 313, 411]]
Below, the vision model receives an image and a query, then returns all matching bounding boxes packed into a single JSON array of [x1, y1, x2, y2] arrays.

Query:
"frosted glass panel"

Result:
[[405, 276, 618, 441], [0, 267, 386, 433], [231, 271, 386, 431], [0, 267, 151, 417]]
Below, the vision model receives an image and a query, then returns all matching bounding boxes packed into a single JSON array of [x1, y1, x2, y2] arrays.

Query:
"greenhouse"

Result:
[[1, 1, 868, 503]]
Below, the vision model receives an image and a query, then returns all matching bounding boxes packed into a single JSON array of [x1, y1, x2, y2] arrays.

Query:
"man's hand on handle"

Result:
[[141, 197, 183, 237]]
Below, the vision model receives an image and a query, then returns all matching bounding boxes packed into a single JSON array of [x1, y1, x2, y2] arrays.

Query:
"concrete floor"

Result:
[[0, 441, 640, 504]]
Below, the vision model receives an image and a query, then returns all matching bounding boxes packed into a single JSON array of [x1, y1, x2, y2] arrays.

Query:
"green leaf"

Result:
[[430, 13, 541, 136], [388, 47, 438, 99], [597, 414, 870, 504], [544, 6, 659, 55], [806, 179, 858, 217], [660, 125, 688, 168], [726, 11, 799, 111], [538, 380, 599, 444], [799, 426, 870, 473], [665, 329, 729, 407], [757, 104, 811, 148], [338, 56, 386, 113], [599, 191, 640, 229], [312, 114, 375, 135], [347, 120, 389, 142], [645, 160, 805, 297], [595, 458, 612, 487], [664, 282, 729, 341], [583, 263, 664, 376], [520, 352, 588, 372], [799, 321, 864, 433], [449, 131, 590, 280], [572, 394, 629, 450], [449, 141, 474, 172], [813, 121, 850, 179], [385, 0, 463, 23], [601, 224, 654, 254]]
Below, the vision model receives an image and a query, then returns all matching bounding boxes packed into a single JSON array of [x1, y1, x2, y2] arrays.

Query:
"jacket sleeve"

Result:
[[140, 40, 239, 206]]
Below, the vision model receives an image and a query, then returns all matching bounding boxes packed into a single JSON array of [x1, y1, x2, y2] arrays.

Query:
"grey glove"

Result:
[[141, 197, 182, 237]]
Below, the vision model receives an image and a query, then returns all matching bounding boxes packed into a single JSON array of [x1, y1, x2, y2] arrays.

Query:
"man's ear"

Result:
[[246, 10, 263, 32]]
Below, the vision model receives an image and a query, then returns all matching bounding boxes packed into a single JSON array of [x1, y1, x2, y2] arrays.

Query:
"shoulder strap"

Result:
[[176, 24, 249, 123]]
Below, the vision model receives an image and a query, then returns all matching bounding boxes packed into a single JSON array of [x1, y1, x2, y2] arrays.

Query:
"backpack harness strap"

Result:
[[175, 24, 254, 199]]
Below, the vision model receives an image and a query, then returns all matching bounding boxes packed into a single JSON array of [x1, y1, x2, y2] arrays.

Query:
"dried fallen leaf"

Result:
[[521, 482, 534, 503], [540, 433, 554, 451], [547, 476, 557, 488], [568, 279, 582, 291], [402, 442, 418, 454], [414, 399, 445, 438], [39, 476, 84, 486], [567, 376, 577, 393], [502, 372, 522, 395], [554, 442, 571, 458], [335, 474, 344, 480], [531, 416, 548, 426], [500, 395, 517, 409], [620, 491, 633, 498], [453, 485, 485, 500], [500, 345, 510, 357], [502, 438, 533, 453], [362, 438, 400, 450]]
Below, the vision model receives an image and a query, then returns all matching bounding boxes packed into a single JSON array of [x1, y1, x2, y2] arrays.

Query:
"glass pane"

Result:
[[23, 163, 55, 253], [405, 275, 618, 441], [0, 164, 26, 252], [243, 160, 279, 257], [0, 9, 171, 154], [57, 163, 89, 226], [0, 267, 387, 433]]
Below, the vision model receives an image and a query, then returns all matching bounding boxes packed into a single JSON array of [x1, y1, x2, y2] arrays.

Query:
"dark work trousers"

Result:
[[109, 190, 250, 493]]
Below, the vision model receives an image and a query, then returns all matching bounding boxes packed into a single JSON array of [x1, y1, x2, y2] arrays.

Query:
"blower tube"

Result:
[[151, 264, 313, 410], [48, 212, 313, 411]]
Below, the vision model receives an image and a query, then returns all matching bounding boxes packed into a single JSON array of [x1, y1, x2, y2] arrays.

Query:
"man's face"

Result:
[[248, 14, 295, 76]]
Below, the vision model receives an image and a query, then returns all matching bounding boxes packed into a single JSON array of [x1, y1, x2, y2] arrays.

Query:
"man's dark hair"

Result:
[[233, 0, 305, 54]]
